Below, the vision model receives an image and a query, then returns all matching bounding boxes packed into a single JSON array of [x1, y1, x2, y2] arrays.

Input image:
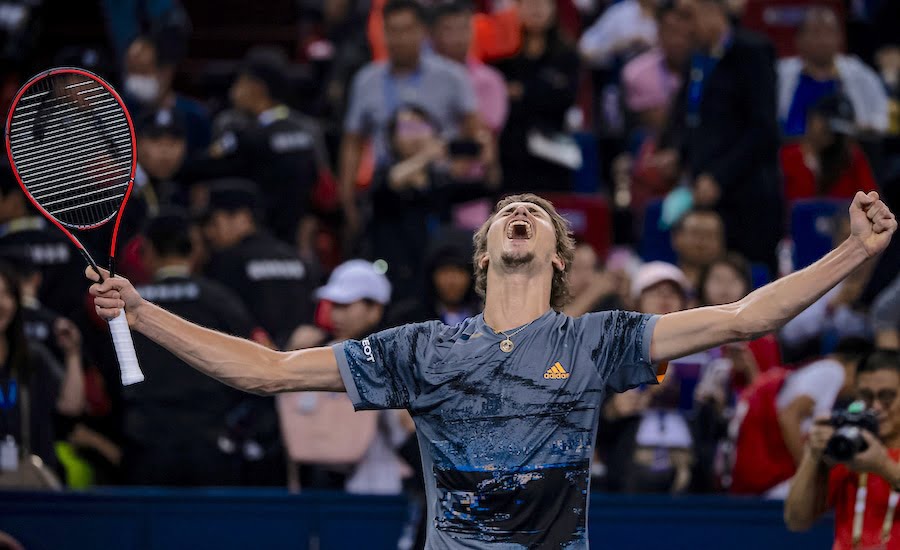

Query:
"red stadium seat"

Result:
[[541, 193, 611, 260]]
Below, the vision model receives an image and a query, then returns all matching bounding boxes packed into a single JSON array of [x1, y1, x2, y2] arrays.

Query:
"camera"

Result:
[[824, 405, 880, 462]]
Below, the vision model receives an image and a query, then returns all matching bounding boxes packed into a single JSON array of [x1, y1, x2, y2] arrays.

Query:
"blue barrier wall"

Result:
[[0, 489, 834, 550]]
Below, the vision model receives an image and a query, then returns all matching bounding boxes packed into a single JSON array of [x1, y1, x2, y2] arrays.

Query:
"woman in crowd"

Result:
[[493, 0, 579, 193], [780, 93, 878, 202], [0, 262, 84, 487], [368, 105, 496, 302]]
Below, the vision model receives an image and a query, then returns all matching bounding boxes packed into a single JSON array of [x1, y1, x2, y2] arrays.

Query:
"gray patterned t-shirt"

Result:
[[333, 309, 660, 549]]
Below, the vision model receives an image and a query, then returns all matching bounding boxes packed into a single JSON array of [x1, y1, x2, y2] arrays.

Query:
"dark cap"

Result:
[[238, 46, 288, 99], [135, 109, 187, 139], [143, 207, 193, 257], [810, 93, 856, 136], [197, 178, 261, 222]]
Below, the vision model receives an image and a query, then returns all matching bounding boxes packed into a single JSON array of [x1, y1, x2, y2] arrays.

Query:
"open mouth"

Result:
[[506, 219, 533, 240]]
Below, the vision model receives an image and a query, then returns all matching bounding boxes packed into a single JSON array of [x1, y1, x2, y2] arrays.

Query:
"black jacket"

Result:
[[662, 29, 781, 205]]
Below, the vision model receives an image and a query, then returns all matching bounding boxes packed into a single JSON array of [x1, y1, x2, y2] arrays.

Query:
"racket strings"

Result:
[[8, 73, 133, 229]]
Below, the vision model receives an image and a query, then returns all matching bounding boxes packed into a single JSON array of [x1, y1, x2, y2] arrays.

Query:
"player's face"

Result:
[[857, 369, 900, 441], [483, 201, 563, 275]]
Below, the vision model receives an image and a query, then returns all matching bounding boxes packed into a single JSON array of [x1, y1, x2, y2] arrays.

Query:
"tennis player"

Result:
[[89, 192, 896, 549]]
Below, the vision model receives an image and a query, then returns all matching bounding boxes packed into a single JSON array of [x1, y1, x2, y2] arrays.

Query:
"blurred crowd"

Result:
[[0, 0, 898, 516]]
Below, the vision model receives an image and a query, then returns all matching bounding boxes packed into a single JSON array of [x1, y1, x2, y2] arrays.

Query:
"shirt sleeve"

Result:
[[578, 310, 660, 392], [332, 321, 440, 411], [343, 69, 370, 135]]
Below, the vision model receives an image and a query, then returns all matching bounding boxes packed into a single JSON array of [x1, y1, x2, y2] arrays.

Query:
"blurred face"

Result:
[[797, 12, 841, 68], [384, 9, 425, 68], [202, 211, 245, 251], [672, 212, 725, 267], [330, 300, 383, 340], [481, 202, 564, 279], [518, 0, 555, 34], [658, 10, 692, 69], [702, 263, 748, 305], [638, 281, 686, 314], [392, 110, 436, 159], [568, 244, 598, 298], [857, 369, 900, 441], [433, 265, 471, 306], [805, 113, 835, 150], [229, 74, 266, 114], [432, 12, 472, 63], [0, 276, 16, 334], [138, 134, 186, 180], [676, 0, 725, 50], [124, 39, 172, 104]]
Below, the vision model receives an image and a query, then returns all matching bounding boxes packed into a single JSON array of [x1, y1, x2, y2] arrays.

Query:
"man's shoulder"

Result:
[[423, 54, 469, 82], [353, 61, 388, 86]]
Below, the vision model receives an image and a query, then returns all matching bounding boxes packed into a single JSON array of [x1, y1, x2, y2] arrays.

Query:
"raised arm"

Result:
[[87, 268, 344, 395], [650, 191, 896, 363]]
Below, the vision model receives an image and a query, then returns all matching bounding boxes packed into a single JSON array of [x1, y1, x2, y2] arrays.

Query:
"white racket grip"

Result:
[[109, 311, 144, 385]]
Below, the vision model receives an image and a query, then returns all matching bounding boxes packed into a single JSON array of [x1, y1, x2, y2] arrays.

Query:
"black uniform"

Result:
[[187, 106, 329, 245], [123, 273, 276, 486], [205, 231, 314, 350], [0, 217, 87, 319]]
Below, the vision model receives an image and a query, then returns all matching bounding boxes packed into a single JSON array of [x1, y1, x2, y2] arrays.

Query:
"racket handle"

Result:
[[109, 311, 144, 385]]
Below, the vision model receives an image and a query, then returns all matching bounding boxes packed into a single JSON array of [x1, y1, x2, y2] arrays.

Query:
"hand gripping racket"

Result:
[[5, 67, 143, 385]]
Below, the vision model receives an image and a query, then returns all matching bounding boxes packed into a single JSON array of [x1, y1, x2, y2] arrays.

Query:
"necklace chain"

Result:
[[497, 322, 533, 340]]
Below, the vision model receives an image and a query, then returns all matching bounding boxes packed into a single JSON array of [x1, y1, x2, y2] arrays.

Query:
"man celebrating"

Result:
[[89, 192, 896, 548]]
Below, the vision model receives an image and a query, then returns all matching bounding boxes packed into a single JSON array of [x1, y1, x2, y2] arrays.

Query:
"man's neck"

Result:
[[252, 99, 279, 117], [704, 22, 730, 54], [154, 260, 192, 279], [390, 57, 421, 75], [803, 59, 838, 81], [482, 269, 552, 332]]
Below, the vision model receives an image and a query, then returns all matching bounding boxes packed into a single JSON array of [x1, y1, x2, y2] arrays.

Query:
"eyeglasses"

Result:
[[858, 389, 899, 409]]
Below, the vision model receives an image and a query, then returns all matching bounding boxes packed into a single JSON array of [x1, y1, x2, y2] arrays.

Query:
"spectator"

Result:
[[339, 0, 480, 240], [599, 262, 694, 494], [280, 260, 412, 495], [696, 253, 782, 387], [494, 0, 579, 193], [777, 7, 889, 138], [0, 262, 84, 482], [198, 180, 314, 350], [670, 208, 725, 290], [190, 47, 332, 255], [729, 338, 873, 498], [578, 0, 658, 69], [780, 214, 874, 361], [780, 94, 878, 203], [624, 0, 692, 213], [659, 0, 782, 272], [368, 106, 497, 301], [431, 1, 509, 134], [135, 109, 189, 210], [122, 33, 211, 153], [387, 228, 482, 326], [122, 211, 264, 486], [785, 350, 900, 549], [0, 162, 85, 320], [871, 274, 900, 350], [561, 241, 623, 317]]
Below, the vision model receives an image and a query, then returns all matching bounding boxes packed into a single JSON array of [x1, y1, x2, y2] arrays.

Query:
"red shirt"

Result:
[[829, 449, 900, 550], [780, 142, 877, 202]]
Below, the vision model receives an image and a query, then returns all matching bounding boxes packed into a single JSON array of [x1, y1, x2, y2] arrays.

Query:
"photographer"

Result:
[[785, 350, 900, 549]]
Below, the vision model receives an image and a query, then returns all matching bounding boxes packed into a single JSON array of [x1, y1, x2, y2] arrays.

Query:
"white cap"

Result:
[[315, 260, 392, 305], [631, 261, 690, 299]]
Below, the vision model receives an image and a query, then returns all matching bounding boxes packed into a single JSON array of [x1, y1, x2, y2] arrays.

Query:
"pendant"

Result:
[[500, 339, 514, 353]]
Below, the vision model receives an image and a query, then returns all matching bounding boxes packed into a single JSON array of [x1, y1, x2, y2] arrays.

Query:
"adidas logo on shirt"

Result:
[[544, 362, 570, 380]]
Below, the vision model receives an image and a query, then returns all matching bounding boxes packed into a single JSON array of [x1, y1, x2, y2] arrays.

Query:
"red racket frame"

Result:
[[4, 67, 136, 277]]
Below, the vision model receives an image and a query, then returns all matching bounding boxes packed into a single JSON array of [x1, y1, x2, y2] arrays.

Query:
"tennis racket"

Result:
[[4, 67, 143, 386]]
